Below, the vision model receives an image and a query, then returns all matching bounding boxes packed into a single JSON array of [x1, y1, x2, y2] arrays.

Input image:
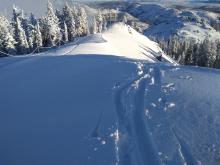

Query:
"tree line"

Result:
[[152, 36, 220, 69], [0, 2, 108, 56]]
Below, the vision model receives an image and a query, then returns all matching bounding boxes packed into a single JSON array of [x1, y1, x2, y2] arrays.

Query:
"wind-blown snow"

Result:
[[0, 23, 220, 165]]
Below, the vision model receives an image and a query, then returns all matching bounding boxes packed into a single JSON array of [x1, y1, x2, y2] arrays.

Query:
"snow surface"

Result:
[[0, 23, 220, 165]]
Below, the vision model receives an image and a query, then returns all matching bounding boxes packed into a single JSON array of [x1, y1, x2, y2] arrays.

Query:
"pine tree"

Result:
[[43, 1, 62, 47], [24, 15, 39, 51], [12, 5, 22, 25], [209, 41, 217, 67], [55, 9, 63, 25], [103, 21, 107, 31], [81, 7, 89, 36], [108, 9, 112, 25], [192, 43, 200, 65], [12, 5, 29, 54], [28, 13, 41, 52], [198, 39, 209, 67], [92, 16, 97, 34], [214, 41, 220, 68], [184, 42, 194, 65], [0, 15, 16, 55], [76, 6, 88, 36], [200, 39, 216, 67], [63, 21, 68, 42], [16, 9, 33, 52], [86, 21, 90, 35], [96, 10, 103, 33], [71, 5, 78, 21], [33, 21, 43, 52], [14, 18, 29, 54], [30, 13, 37, 26], [62, 3, 76, 41]]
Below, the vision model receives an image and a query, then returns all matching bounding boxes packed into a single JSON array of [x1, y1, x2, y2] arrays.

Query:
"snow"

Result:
[[127, 4, 220, 42], [0, 23, 220, 165], [102, 23, 174, 62]]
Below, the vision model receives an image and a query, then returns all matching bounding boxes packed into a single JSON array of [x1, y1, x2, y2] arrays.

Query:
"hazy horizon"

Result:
[[0, 0, 211, 18]]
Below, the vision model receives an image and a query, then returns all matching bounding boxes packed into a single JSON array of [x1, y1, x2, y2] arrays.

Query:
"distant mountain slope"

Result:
[[126, 3, 220, 42]]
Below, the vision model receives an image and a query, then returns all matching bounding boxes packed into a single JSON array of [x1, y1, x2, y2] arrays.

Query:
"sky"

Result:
[[0, 0, 207, 18], [0, 0, 49, 17], [0, 0, 107, 17]]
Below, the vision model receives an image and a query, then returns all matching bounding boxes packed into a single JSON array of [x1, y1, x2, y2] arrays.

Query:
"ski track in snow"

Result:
[[114, 62, 198, 165], [114, 63, 162, 165]]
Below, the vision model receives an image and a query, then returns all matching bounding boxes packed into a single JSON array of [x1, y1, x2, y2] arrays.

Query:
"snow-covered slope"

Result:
[[127, 4, 220, 42], [40, 23, 176, 64], [0, 23, 220, 165]]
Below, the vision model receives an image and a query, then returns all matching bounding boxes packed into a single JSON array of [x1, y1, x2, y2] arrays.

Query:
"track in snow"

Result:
[[114, 62, 197, 165], [114, 63, 162, 165]]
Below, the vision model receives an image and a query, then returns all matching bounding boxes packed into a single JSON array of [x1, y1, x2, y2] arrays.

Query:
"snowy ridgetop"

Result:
[[41, 23, 176, 64]]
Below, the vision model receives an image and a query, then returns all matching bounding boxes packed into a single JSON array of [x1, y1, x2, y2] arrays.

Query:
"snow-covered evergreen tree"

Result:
[[43, 1, 62, 47], [71, 5, 78, 20], [63, 21, 68, 42], [199, 39, 215, 67], [14, 18, 29, 54], [102, 16, 108, 31], [86, 22, 90, 35], [96, 10, 103, 33], [12, 5, 22, 25], [24, 15, 38, 51], [55, 9, 63, 24], [214, 41, 220, 68], [28, 13, 41, 51], [97, 10, 103, 33], [0, 15, 16, 55], [103, 21, 107, 31], [92, 17, 97, 34], [209, 41, 217, 67], [184, 42, 194, 65], [30, 13, 37, 26], [192, 43, 200, 65], [12, 6, 28, 54], [33, 21, 43, 52], [62, 3, 76, 41], [76, 6, 88, 36], [108, 9, 112, 25]]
